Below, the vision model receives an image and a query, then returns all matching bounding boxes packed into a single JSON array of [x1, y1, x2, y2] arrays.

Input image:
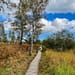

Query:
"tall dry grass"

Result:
[[0, 43, 36, 75], [39, 49, 75, 75]]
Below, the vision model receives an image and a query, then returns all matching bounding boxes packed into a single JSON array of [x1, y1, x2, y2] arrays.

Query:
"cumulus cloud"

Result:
[[40, 18, 75, 33], [46, 0, 75, 13], [40, 19, 57, 33], [10, 0, 19, 4]]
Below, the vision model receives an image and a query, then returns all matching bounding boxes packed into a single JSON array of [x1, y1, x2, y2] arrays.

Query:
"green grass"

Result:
[[39, 50, 75, 75], [54, 63, 75, 75]]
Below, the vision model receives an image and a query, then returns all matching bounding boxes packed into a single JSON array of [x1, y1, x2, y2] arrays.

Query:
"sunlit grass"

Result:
[[39, 49, 75, 75]]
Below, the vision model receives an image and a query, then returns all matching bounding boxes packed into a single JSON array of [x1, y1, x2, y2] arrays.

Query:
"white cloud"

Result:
[[52, 18, 68, 31], [40, 18, 75, 33], [46, 0, 75, 13], [10, 0, 19, 4], [4, 22, 12, 30], [40, 19, 57, 33], [0, 1, 18, 19]]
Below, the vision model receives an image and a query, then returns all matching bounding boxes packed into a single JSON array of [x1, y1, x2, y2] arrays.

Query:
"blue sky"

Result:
[[0, 15, 7, 22], [43, 13, 75, 21], [1, 0, 75, 40], [1, 13, 75, 40], [39, 13, 75, 40]]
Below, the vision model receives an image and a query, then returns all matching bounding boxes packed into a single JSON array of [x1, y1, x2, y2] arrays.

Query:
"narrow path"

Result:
[[25, 51, 41, 75]]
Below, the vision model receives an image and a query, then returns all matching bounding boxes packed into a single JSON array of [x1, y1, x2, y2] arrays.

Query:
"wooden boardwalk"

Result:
[[25, 51, 41, 75]]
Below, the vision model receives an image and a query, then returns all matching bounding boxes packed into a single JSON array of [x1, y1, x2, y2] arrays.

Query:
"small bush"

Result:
[[42, 46, 46, 52]]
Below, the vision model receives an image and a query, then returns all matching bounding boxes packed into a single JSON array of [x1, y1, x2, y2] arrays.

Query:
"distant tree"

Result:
[[55, 30, 74, 50], [11, 31, 16, 43], [43, 30, 75, 51], [3, 34, 8, 42], [43, 37, 55, 49], [0, 23, 5, 41], [16, 31, 21, 44], [8, 28, 16, 43]]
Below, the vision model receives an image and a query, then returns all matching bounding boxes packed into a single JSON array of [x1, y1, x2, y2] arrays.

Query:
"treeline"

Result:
[[42, 30, 75, 51], [0, 23, 41, 44]]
